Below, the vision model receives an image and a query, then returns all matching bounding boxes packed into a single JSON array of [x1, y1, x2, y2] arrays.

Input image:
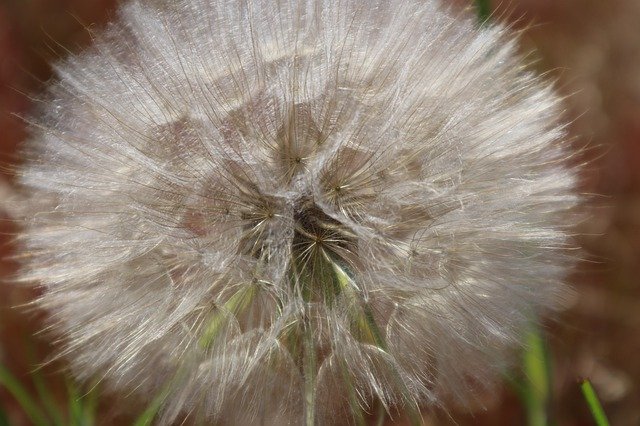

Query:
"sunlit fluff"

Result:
[[16, 0, 579, 423]]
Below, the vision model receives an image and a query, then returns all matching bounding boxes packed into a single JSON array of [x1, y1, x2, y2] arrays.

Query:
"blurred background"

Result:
[[0, 0, 638, 424]]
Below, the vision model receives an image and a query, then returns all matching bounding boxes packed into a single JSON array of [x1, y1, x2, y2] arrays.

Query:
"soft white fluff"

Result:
[[16, 0, 579, 423]]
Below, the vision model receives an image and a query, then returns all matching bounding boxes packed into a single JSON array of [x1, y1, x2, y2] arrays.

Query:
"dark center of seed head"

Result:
[[292, 197, 353, 254], [290, 197, 357, 301]]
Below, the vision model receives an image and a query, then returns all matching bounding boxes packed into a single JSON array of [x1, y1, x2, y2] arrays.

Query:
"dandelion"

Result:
[[15, 0, 579, 423]]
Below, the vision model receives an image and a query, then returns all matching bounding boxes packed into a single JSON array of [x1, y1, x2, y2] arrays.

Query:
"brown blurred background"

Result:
[[1, 0, 639, 424]]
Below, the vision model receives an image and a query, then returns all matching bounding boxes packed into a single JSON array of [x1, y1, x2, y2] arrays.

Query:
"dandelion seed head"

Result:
[[16, 0, 579, 423]]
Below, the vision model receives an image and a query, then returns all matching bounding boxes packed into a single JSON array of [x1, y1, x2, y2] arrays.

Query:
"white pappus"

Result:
[[14, 0, 580, 424]]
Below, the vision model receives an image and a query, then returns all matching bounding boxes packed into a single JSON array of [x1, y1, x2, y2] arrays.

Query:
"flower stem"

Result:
[[303, 313, 317, 426]]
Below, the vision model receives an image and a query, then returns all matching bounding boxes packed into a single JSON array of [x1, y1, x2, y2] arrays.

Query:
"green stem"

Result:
[[303, 316, 316, 426]]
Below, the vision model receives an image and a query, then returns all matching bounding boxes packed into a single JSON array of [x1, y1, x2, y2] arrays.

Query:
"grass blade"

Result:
[[0, 405, 9, 426], [522, 327, 551, 426], [475, 0, 491, 24], [66, 379, 86, 426], [0, 364, 48, 426], [82, 383, 100, 426], [133, 379, 175, 426], [581, 380, 610, 426], [30, 368, 65, 426]]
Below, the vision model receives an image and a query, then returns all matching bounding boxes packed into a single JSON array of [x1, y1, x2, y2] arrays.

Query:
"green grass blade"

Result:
[[0, 364, 49, 426], [30, 368, 65, 426], [522, 327, 550, 426], [475, 0, 491, 24], [0, 405, 10, 426], [66, 379, 86, 426], [81, 384, 100, 426], [581, 380, 610, 426], [26, 344, 64, 426], [133, 380, 174, 426]]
